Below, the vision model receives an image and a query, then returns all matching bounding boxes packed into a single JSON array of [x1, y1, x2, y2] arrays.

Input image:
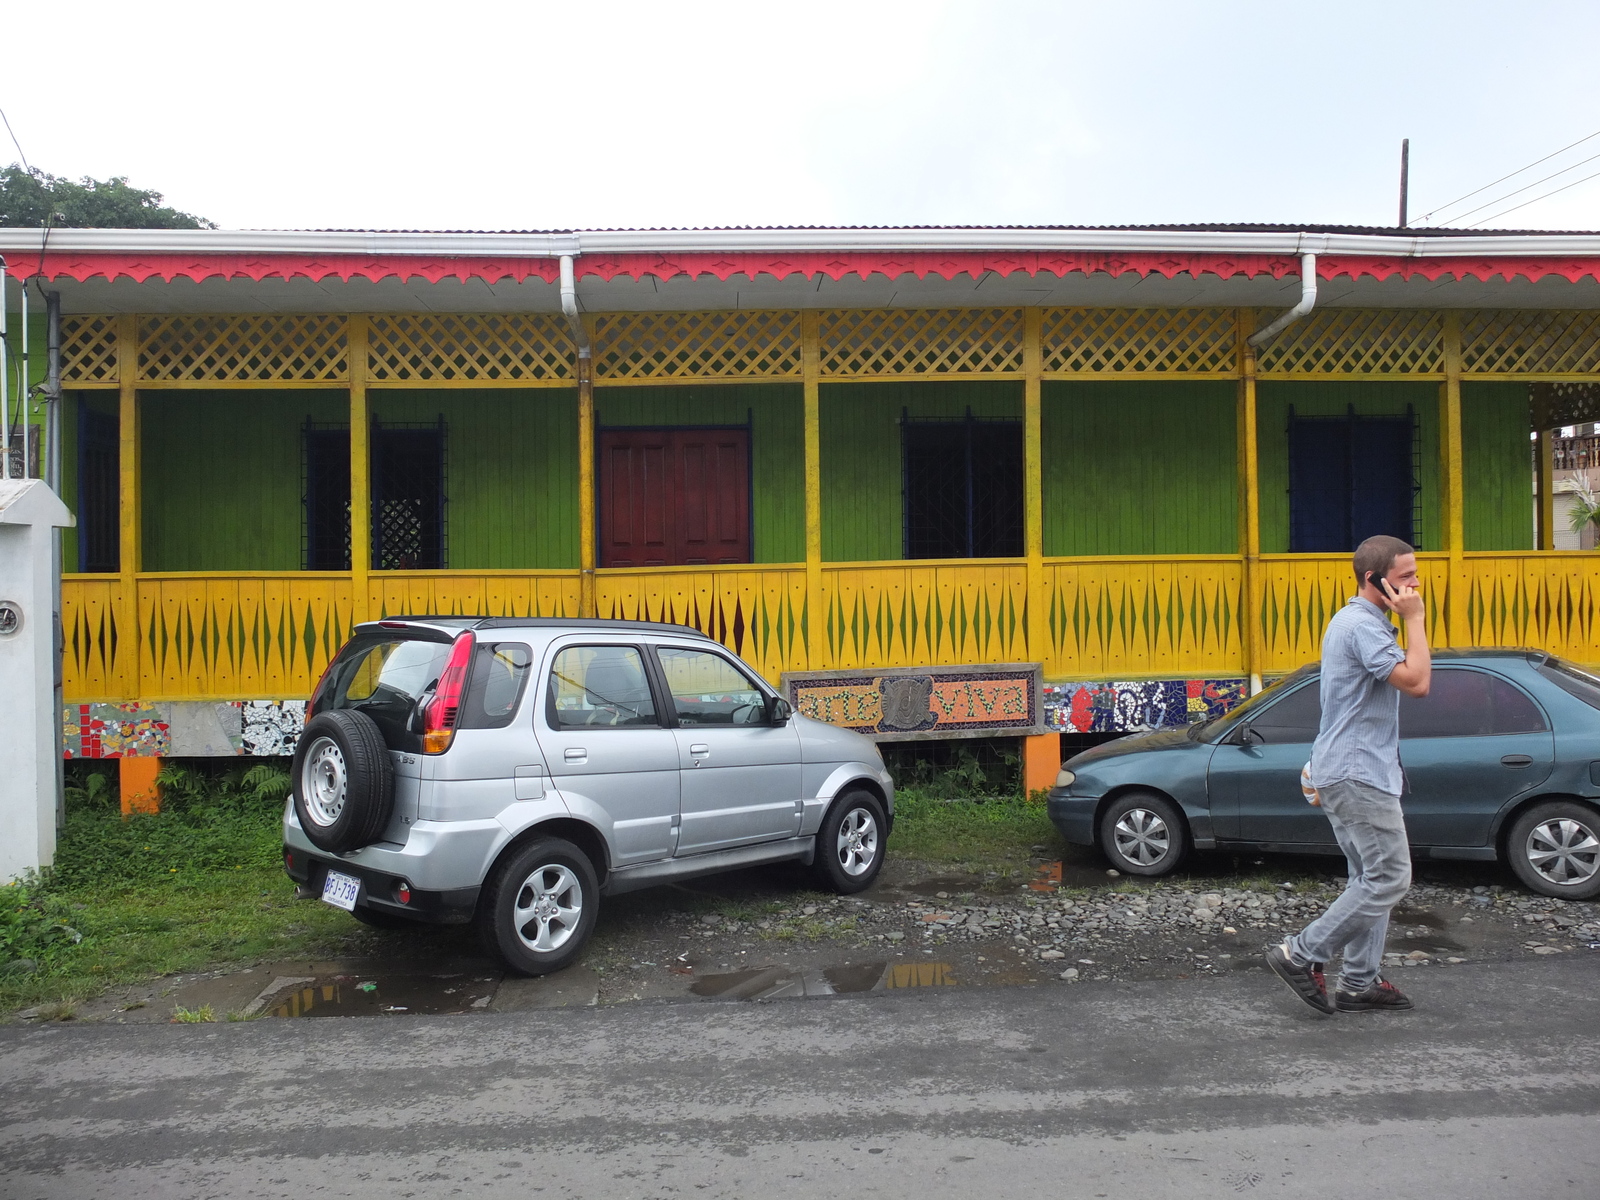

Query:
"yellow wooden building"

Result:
[[2, 224, 1595, 795]]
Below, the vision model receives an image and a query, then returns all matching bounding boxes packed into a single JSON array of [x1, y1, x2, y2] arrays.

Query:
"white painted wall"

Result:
[[0, 480, 74, 884]]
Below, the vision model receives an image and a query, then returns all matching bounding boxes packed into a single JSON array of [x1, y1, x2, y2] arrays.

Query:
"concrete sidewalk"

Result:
[[2, 955, 1597, 1199]]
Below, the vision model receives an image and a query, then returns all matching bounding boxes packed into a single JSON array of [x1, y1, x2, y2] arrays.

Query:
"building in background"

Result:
[[0, 223, 1592, 800]]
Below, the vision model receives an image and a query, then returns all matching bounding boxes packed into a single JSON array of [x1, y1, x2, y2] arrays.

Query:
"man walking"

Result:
[[1266, 534, 1431, 1014]]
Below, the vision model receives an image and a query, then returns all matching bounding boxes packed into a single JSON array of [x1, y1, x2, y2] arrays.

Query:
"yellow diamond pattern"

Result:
[[820, 309, 1024, 376], [1043, 308, 1237, 374], [138, 315, 348, 383], [593, 311, 801, 380]]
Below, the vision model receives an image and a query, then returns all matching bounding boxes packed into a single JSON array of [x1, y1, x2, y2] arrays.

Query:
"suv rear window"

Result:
[[458, 642, 533, 729], [318, 634, 454, 750]]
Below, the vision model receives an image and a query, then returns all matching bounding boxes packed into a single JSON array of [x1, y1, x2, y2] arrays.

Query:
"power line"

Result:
[[1412, 126, 1600, 225], [1468, 164, 1600, 228], [0, 105, 29, 173], [1440, 147, 1600, 226]]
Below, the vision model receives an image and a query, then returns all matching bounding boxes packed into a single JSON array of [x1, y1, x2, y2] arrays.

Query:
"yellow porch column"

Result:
[[1441, 314, 1467, 646], [348, 315, 372, 625], [116, 314, 141, 700], [577, 324, 596, 618], [802, 311, 823, 668], [1535, 428, 1555, 550], [1236, 312, 1263, 691], [1023, 308, 1045, 665]]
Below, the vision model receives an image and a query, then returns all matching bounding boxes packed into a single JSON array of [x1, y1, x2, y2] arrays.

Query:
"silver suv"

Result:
[[282, 617, 895, 975]]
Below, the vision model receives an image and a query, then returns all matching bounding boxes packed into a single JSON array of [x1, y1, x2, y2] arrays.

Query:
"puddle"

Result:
[[266, 973, 498, 1018], [1392, 907, 1449, 930], [689, 961, 958, 1000]]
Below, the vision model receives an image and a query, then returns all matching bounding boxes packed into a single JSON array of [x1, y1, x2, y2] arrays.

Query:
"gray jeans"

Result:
[[1286, 778, 1412, 991]]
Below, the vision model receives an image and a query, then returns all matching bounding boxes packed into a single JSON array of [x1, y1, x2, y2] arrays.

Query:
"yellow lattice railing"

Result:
[[1042, 308, 1238, 376], [593, 311, 802, 381], [819, 309, 1025, 376], [595, 567, 810, 682], [366, 314, 573, 383], [1257, 309, 1445, 377], [1461, 553, 1600, 657], [1042, 557, 1244, 677], [59, 554, 1600, 702], [1460, 310, 1600, 377], [1257, 554, 1456, 674], [60, 315, 120, 385], [820, 561, 1032, 670], [138, 315, 349, 383], [370, 572, 582, 624]]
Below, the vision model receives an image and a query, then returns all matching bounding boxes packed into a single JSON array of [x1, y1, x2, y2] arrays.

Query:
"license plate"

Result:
[[321, 869, 361, 911]]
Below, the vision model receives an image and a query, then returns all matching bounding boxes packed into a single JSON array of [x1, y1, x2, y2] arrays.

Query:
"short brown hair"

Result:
[[1353, 535, 1413, 587]]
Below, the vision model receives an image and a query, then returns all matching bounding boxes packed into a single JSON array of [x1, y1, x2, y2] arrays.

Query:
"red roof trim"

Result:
[[19, 250, 1600, 287]]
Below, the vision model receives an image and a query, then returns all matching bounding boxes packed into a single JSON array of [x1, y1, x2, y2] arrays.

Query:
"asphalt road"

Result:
[[2, 955, 1597, 1200]]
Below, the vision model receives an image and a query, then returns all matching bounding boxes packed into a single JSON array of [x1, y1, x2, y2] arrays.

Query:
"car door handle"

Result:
[[688, 743, 710, 766], [1500, 754, 1533, 767], [564, 747, 587, 761]]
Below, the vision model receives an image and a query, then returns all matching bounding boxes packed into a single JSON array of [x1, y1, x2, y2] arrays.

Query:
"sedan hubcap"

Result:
[[513, 864, 584, 953], [1113, 808, 1170, 866], [836, 809, 879, 876], [1526, 817, 1600, 885], [301, 737, 347, 827]]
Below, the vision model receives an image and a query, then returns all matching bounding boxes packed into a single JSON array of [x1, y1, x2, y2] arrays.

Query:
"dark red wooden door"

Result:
[[599, 428, 750, 567]]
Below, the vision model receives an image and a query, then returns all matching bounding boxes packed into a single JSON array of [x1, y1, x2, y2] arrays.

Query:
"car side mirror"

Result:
[[768, 696, 793, 725], [1232, 723, 1264, 746]]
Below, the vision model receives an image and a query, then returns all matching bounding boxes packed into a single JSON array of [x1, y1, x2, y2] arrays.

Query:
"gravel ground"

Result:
[[32, 853, 1600, 1020]]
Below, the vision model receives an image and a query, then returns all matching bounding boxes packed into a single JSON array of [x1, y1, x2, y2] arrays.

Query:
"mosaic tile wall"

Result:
[[63, 701, 307, 758], [1042, 678, 1249, 733]]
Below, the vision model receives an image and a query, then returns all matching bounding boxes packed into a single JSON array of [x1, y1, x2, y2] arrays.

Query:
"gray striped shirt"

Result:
[[1309, 596, 1406, 796]]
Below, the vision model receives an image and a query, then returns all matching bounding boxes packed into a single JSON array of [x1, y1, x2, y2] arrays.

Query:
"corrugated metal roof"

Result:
[[280, 222, 1599, 237]]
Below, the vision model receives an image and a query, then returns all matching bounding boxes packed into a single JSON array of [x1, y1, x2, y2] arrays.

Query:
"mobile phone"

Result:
[[1366, 570, 1389, 593]]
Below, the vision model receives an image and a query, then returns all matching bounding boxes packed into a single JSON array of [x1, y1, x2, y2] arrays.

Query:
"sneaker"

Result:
[[1265, 942, 1334, 1014], [1335, 978, 1413, 1012]]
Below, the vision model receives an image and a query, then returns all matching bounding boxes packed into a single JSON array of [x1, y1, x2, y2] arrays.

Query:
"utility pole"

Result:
[[1399, 138, 1410, 227]]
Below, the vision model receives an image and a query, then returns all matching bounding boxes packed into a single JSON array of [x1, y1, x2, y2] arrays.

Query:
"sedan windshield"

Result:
[[1188, 665, 1318, 742]]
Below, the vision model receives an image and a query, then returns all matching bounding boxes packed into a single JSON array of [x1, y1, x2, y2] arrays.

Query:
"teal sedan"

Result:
[[1047, 650, 1600, 899]]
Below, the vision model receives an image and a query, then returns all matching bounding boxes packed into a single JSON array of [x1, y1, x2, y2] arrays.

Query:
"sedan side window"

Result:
[[547, 646, 660, 729], [655, 646, 768, 726], [1400, 669, 1548, 738], [1242, 681, 1322, 744]]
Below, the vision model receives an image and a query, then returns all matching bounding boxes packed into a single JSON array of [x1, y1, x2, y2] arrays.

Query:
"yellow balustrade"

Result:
[[369, 572, 582, 625], [594, 566, 809, 682], [60, 554, 1600, 704], [820, 561, 1032, 670], [1042, 557, 1245, 678]]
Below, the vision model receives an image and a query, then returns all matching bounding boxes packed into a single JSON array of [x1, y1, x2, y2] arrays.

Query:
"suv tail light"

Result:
[[421, 632, 475, 754]]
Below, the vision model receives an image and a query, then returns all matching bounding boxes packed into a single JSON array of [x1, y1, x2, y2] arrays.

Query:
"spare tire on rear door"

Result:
[[291, 709, 396, 853]]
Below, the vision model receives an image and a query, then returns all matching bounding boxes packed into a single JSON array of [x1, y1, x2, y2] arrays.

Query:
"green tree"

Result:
[[1, 163, 214, 229]]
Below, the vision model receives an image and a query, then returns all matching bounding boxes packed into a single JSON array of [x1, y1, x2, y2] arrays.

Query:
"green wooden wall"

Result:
[[1257, 381, 1442, 554], [370, 389, 579, 569], [142, 391, 348, 571], [1041, 381, 1238, 555], [1462, 382, 1533, 551], [594, 383, 804, 563], [820, 381, 1022, 561]]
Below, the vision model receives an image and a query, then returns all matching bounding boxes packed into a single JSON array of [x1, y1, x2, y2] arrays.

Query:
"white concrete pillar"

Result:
[[0, 479, 74, 883]]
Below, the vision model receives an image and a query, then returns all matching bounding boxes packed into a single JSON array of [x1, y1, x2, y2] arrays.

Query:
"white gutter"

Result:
[[6, 226, 1600, 261], [559, 254, 589, 359], [1248, 252, 1318, 348]]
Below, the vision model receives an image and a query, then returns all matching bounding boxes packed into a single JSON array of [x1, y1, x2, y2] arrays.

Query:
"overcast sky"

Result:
[[5, 0, 1599, 233]]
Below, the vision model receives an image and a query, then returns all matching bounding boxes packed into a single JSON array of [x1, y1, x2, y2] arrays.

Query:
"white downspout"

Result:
[[559, 254, 590, 360], [1247, 252, 1318, 348], [1, 256, 9, 480]]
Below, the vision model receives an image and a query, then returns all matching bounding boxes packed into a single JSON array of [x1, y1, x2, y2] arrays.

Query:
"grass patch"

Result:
[[1, 761, 371, 1018], [888, 787, 1064, 873]]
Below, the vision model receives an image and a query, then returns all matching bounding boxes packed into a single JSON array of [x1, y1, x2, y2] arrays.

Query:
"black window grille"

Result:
[[372, 417, 447, 570], [1287, 406, 1421, 553], [902, 408, 1023, 559], [76, 398, 119, 572], [303, 421, 352, 571]]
